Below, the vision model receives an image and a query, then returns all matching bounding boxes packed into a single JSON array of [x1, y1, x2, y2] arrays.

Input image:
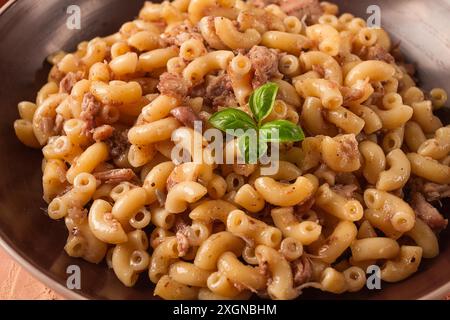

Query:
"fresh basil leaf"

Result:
[[237, 131, 258, 164], [208, 108, 257, 135], [259, 120, 305, 143], [249, 82, 279, 124]]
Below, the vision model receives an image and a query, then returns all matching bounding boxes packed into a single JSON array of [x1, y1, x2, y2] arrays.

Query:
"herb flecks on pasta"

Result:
[[13, 0, 449, 300]]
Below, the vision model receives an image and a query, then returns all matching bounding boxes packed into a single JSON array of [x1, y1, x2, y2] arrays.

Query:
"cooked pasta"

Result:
[[14, 0, 449, 300]]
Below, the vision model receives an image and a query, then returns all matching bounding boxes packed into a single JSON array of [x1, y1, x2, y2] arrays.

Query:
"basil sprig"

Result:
[[209, 82, 305, 162]]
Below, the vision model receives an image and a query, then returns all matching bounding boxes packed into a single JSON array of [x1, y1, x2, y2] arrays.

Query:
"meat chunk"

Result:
[[170, 106, 201, 129], [54, 114, 65, 135], [421, 182, 450, 202], [205, 73, 237, 107], [411, 192, 448, 231], [160, 22, 203, 47], [331, 184, 358, 199], [157, 72, 190, 100], [291, 256, 312, 286], [93, 169, 137, 184], [105, 128, 130, 159], [247, 46, 283, 89], [364, 45, 395, 64], [80, 93, 102, 133], [295, 197, 315, 216], [92, 125, 115, 142], [175, 218, 192, 257], [59, 71, 83, 94], [279, 0, 323, 25]]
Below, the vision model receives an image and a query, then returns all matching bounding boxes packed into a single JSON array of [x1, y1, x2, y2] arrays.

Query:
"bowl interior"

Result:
[[0, 0, 449, 300]]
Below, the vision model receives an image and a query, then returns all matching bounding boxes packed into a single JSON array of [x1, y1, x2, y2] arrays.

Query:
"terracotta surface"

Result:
[[0, 248, 63, 300]]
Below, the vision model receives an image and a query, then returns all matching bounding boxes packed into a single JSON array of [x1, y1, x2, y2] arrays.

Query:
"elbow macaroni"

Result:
[[13, 0, 449, 300]]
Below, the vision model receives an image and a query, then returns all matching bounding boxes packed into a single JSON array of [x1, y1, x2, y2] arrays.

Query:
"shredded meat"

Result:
[[250, 0, 323, 24], [247, 46, 283, 89], [292, 256, 312, 286], [411, 192, 448, 231], [170, 106, 201, 129], [335, 134, 360, 169], [59, 71, 83, 94], [295, 197, 315, 216], [175, 218, 192, 257], [92, 125, 115, 142], [54, 114, 65, 134], [157, 72, 190, 100], [205, 73, 237, 107], [176, 232, 190, 257], [134, 77, 159, 95], [237, 8, 285, 34], [421, 182, 450, 202], [279, 0, 323, 25], [365, 45, 395, 64], [93, 169, 137, 184], [332, 184, 358, 199], [160, 22, 203, 47], [80, 93, 102, 133], [105, 128, 130, 159]]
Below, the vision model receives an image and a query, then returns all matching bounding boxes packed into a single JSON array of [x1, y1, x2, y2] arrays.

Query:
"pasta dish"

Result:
[[13, 0, 449, 300]]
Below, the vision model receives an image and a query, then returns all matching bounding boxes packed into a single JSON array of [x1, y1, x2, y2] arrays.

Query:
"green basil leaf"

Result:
[[259, 120, 305, 143], [208, 108, 257, 135], [237, 131, 258, 164], [249, 82, 279, 124]]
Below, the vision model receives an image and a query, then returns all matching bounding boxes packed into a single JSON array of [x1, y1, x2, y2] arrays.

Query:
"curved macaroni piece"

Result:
[[189, 200, 237, 223], [165, 181, 207, 213], [194, 231, 245, 271], [271, 207, 322, 245], [254, 175, 318, 206], [364, 189, 415, 233], [376, 149, 410, 191], [217, 252, 267, 291], [89, 199, 128, 244], [300, 51, 343, 85], [381, 246, 423, 283], [306, 24, 341, 56], [321, 134, 361, 172], [295, 78, 343, 109], [227, 210, 282, 248], [155, 275, 199, 300], [407, 153, 450, 184], [315, 183, 364, 221], [345, 60, 395, 87], [359, 140, 386, 185], [255, 245, 299, 300], [183, 50, 234, 85], [316, 221, 357, 263], [214, 17, 261, 49], [112, 230, 150, 287]]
